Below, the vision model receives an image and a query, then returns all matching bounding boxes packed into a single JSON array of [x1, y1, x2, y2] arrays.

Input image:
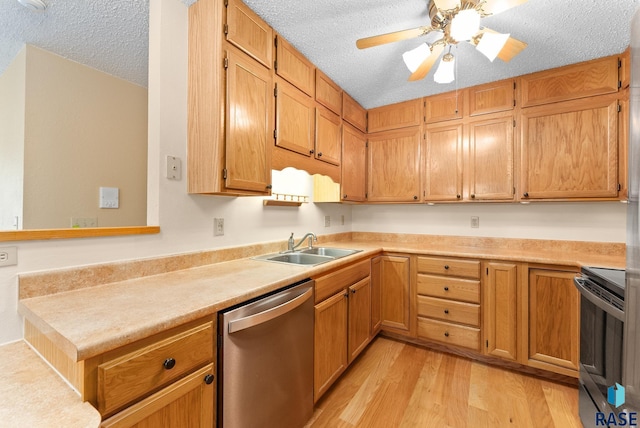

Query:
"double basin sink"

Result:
[[253, 247, 361, 266]]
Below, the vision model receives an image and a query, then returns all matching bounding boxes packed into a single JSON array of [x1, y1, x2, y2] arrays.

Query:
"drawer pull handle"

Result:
[[351, 289, 356, 294], [444, 309, 449, 314], [444, 332, 450, 337], [444, 287, 449, 291], [204, 374, 215, 385], [163, 358, 176, 370], [444, 265, 449, 270]]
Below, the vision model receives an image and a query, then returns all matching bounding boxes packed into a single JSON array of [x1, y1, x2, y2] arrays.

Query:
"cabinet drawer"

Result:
[[314, 258, 370, 303], [417, 256, 480, 279], [417, 317, 480, 350], [417, 274, 480, 303], [417, 295, 480, 327], [98, 321, 214, 416]]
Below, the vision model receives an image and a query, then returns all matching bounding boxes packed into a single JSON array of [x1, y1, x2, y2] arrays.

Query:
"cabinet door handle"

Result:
[[444, 309, 449, 314], [444, 332, 450, 337], [351, 289, 356, 294], [471, 194, 476, 199], [456, 194, 461, 199], [318, 152, 323, 157], [204, 374, 215, 385], [413, 195, 418, 200], [444, 287, 449, 291], [163, 358, 176, 370], [343, 194, 347, 199], [309, 149, 315, 154], [266, 184, 272, 190], [444, 265, 449, 270], [523, 192, 529, 198]]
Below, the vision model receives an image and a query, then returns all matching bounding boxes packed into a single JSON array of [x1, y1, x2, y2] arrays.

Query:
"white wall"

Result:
[[0, 0, 627, 346], [352, 202, 626, 242], [0, 0, 351, 345]]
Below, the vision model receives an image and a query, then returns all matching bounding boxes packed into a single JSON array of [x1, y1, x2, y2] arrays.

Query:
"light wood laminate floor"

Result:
[[308, 337, 582, 428]]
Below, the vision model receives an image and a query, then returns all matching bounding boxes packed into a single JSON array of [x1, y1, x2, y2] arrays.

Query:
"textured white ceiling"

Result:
[[1, 0, 639, 107], [244, 0, 640, 108], [0, 0, 148, 87]]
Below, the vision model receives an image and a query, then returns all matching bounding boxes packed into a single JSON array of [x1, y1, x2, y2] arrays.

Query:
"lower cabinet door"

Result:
[[314, 290, 348, 402], [348, 277, 371, 363], [100, 364, 215, 428]]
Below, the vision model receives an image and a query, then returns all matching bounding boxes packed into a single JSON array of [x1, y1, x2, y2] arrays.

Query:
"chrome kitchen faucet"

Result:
[[288, 232, 317, 251]]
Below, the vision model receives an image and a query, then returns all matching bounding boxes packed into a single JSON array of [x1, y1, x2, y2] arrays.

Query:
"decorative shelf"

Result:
[[263, 193, 309, 207]]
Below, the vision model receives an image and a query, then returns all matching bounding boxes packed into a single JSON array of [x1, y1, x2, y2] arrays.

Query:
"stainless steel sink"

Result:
[[252, 247, 361, 266], [299, 247, 361, 258], [253, 252, 334, 266]]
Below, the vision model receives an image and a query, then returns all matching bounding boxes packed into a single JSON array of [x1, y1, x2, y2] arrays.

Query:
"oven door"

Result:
[[575, 276, 625, 426]]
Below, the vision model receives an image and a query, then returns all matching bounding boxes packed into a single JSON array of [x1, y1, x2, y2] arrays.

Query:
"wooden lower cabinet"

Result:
[[483, 261, 521, 362], [377, 255, 412, 336], [313, 259, 372, 402], [526, 267, 580, 376], [100, 364, 215, 428]]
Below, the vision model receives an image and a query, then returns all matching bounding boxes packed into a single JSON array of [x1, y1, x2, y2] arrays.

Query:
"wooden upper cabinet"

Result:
[[519, 55, 619, 107], [367, 127, 421, 202], [425, 91, 464, 123], [225, 46, 273, 193], [620, 48, 630, 89], [275, 35, 315, 97], [315, 106, 341, 166], [275, 77, 314, 157], [520, 94, 619, 200], [423, 123, 462, 202], [469, 79, 515, 116], [225, 0, 273, 69], [368, 98, 422, 133], [341, 124, 367, 202], [343, 92, 367, 132], [468, 113, 515, 201], [315, 69, 342, 115]]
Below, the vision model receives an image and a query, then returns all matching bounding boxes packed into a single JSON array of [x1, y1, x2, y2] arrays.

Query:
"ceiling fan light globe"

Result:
[[402, 43, 431, 73], [476, 31, 510, 61], [434, 55, 455, 83], [450, 9, 480, 41]]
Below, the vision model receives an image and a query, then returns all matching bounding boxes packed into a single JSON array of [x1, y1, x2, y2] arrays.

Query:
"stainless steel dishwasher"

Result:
[[218, 279, 314, 428]]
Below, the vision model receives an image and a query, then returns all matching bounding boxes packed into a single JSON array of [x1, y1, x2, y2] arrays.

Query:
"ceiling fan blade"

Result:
[[475, 27, 527, 62], [433, 0, 460, 11], [408, 43, 445, 81], [481, 0, 528, 15], [356, 27, 430, 49]]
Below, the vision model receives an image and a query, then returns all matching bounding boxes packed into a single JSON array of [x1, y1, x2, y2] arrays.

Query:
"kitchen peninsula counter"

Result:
[[7, 233, 625, 426]]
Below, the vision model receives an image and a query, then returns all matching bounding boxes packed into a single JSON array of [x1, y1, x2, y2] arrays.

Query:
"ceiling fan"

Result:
[[356, 0, 528, 83]]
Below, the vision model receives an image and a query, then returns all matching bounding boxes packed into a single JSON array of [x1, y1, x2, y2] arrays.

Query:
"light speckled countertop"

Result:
[[0, 341, 101, 427], [6, 236, 627, 425]]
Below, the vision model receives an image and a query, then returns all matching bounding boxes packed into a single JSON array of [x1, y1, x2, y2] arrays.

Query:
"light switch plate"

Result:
[[99, 187, 119, 209], [0, 247, 17, 267]]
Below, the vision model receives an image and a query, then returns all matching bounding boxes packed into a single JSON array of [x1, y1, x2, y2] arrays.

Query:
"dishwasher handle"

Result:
[[228, 287, 313, 334]]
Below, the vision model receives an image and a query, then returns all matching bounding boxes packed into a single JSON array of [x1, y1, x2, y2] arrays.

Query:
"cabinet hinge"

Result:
[[365, 192, 368, 199], [223, 57, 229, 69], [618, 103, 622, 113], [365, 141, 368, 148], [513, 99, 516, 107], [486, 339, 489, 348], [274, 60, 278, 71], [513, 187, 516, 195], [274, 129, 278, 140], [274, 84, 278, 97], [486, 267, 489, 275], [618, 183, 622, 191], [513, 119, 516, 127], [222, 168, 228, 180], [274, 35, 278, 47], [619, 80, 623, 89], [223, 24, 229, 35], [513, 81, 516, 90], [619, 58, 623, 68]]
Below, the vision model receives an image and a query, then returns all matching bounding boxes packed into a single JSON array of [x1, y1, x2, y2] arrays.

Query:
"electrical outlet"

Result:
[[0, 247, 17, 267], [471, 216, 480, 228], [71, 217, 98, 228], [324, 215, 330, 227], [214, 218, 224, 236], [166, 155, 182, 180]]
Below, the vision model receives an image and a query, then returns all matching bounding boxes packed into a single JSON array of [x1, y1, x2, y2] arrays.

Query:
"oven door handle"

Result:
[[574, 276, 625, 322]]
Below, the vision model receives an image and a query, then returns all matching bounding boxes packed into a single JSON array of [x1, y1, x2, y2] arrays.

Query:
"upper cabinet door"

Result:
[[469, 79, 515, 116], [468, 114, 515, 201], [425, 91, 464, 123], [520, 94, 619, 200], [225, 0, 273, 69], [341, 124, 367, 202], [225, 46, 273, 193], [519, 56, 619, 107], [315, 106, 341, 166], [275, 35, 315, 97], [275, 78, 314, 157], [368, 99, 422, 133], [423, 123, 463, 202], [367, 127, 421, 202], [342, 92, 367, 133], [315, 69, 342, 115]]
